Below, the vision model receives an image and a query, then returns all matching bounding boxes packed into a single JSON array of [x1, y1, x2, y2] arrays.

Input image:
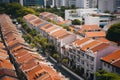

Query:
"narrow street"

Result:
[[47, 56, 84, 80], [17, 24, 84, 80]]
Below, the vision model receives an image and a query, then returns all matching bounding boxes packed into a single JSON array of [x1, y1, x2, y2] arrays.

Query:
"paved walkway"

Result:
[[49, 56, 84, 80]]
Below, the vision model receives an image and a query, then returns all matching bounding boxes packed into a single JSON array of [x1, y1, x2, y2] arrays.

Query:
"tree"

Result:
[[22, 34, 32, 43], [96, 70, 120, 80], [72, 19, 81, 25], [52, 53, 60, 60], [62, 58, 68, 64], [106, 23, 120, 44], [16, 7, 36, 17], [6, 2, 22, 18]]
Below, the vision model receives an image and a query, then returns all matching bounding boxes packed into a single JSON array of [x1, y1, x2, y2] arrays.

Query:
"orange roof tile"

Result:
[[40, 64, 61, 80], [58, 33, 70, 39], [45, 26, 58, 33], [81, 40, 100, 51], [7, 39, 25, 48], [21, 61, 38, 71], [23, 14, 37, 22], [50, 29, 67, 38], [0, 76, 18, 80], [97, 38, 110, 43], [91, 43, 109, 52], [73, 38, 90, 46], [0, 69, 17, 78], [40, 12, 49, 16], [0, 52, 8, 59], [26, 65, 42, 80], [16, 53, 37, 64], [11, 44, 30, 53], [0, 42, 5, 49], [40, 23, 53, 31], [101, 50, 120, 63], [0, 58, 14, 70], [112, 60, 120, 68], [78, 25, 100, 34], [31, 19, 44, 27], [85, 31, 106, 38], [14, 51, 30, 58]]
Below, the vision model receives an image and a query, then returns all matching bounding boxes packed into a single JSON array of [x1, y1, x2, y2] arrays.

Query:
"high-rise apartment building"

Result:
[[23, 0, 44, 6], [55, 0, 98, 8], [98, 0, 120, 13]]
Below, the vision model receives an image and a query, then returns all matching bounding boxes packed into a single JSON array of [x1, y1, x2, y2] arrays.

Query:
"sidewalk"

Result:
[[49, 56, 84, 80]]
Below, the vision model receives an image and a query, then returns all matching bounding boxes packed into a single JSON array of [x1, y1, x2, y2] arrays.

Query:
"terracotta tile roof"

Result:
[[7, 39, 25, 48], [26, 65, 42, 80], [97, 38, 110, 43], [0, 52, 8, 59], [16, 53, 35, 64], [82, 25, 100, 30], [0, 42, 5, 49], [14, 51, 30, 58], [35, 73, 52, 80], [40, 12, 49, 17], [73, 38, 90, 46], [45, 26, 58, 33], [78, 25, 100, 34], [81, 40, 100, 51], [0, 69, 17, 78], [12, 46, 34, 55], [40, 23, 53, 31], [3, 29, 18, 36], [11, 43, 30, 53], [26, 64, 61, 80], [50, 29, 68, 38], [58, 33, 70, 39], [85, 31, 106, 38], [5, 33, 23, 43], [40, 64, 61, 80], [101, 50, 120, 63], [91, 43, 109, 52], [0, 58, 14, 70], [112, 60, 120, 68], [0, 76, 18, 80], [31, 19, 44, 27], [23, 14, 37, 22], [0, 48, 7, 54], [21, 61, 38, 71]]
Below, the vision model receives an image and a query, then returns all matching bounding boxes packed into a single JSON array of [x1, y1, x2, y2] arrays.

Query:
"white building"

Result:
[[65, 8, 98, 21], [101, 49, 120, 75], [85, 13, 111, 27], [84, 16, 100, 25], [65, 8, 111, 27], [62, 38, 119, 80]]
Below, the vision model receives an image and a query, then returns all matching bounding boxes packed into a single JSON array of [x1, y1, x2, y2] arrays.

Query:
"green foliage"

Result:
[[106, 23, 120, 43], [46, 43, 56, 53], [96, 70, 120, 80], [62, 58, 68, 64], [16, 7, 36, 17], [0, 2, 36, 18], [70, 5, 76, 9], [52, 53, 60, 60], [22, 34, 32, 43], [72, 19, 81, 25]]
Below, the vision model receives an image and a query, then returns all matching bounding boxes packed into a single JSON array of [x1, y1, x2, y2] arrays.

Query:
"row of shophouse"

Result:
[[0, 14, 66, 80], [23, 13, 120, 80]]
